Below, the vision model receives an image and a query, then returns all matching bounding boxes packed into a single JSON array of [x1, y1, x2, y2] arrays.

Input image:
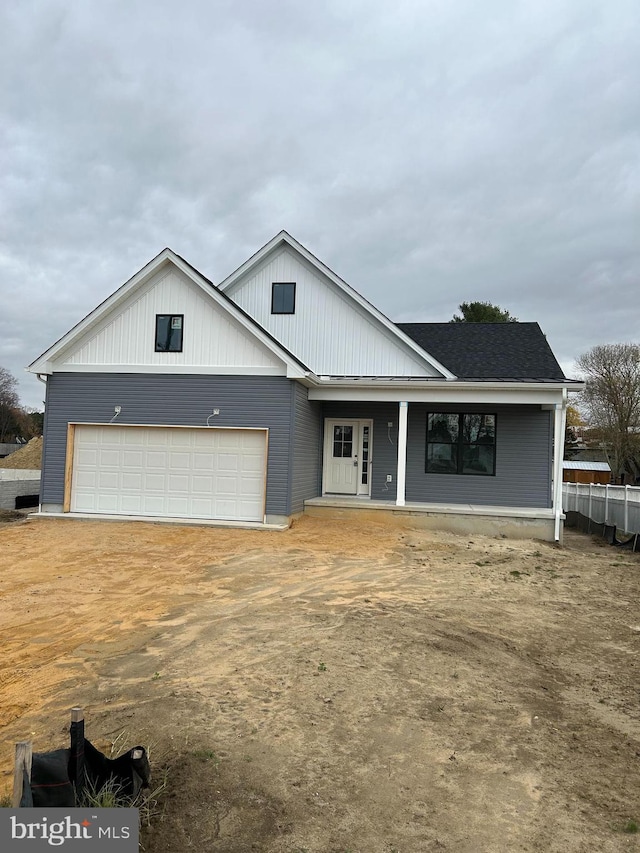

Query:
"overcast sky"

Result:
[[1, 0, 638, 409]]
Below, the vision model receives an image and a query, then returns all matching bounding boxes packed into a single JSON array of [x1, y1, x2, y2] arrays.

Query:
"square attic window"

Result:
[[155, 314, 183, 352], [271, 282, 296, 314]]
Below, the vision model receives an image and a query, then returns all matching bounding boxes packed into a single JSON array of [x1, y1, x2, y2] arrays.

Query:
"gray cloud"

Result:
[[1, 0, 638, 407]]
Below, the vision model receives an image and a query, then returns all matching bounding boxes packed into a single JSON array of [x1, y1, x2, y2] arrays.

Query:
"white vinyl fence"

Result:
[[562, 483, 640, 535]]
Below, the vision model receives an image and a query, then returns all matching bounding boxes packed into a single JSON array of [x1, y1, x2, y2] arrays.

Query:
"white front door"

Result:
[[323, 420, 372, 496]]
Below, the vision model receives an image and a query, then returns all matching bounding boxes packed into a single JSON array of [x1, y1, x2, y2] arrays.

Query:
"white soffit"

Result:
[[307, 383, 568, 405]]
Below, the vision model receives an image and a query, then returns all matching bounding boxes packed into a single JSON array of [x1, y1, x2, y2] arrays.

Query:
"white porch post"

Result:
[[553, 390, 567, 542], [396, 401, 408, 506]]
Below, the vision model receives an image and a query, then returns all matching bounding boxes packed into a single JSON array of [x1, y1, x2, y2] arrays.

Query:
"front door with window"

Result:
[[323, 420, 372, 496]]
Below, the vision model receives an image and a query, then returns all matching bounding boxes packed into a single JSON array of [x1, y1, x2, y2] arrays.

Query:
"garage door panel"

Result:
[[194, 431, 216, 448], [75, 470, 98, 488], [143, 496, 166, 514], [217, 453, 240, 472], [195, 453, 215, 470], [96, 494, 119, 512], [167, 497, 189, 515], [124, 430, 145, 445], [71, 425, 266, 521], [76, 448, 98, 466], [242, 454, 265, 473], [144, 473, 167, 491], [239, 501, 262, 519], [168, 474, 189, 492], [146, 451, 168, 467], [123, 450, 144, 467], [73, 493, 96, 512], [98, 472, 119, 489], [122, 472, 143, 490], [192, 475, 214, 493], [120, 495, 144, 513], [147, 431, 170, 447], [99, 449, 121, 467], [169, 452, 190, 469], [217, 475, 240, 495]]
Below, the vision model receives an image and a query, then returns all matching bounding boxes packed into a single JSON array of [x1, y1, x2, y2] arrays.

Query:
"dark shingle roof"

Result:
[[397, 322, 568, 381]]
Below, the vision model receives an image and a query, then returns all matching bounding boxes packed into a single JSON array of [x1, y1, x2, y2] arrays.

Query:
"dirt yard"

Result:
[[1, 514, 639, 852]]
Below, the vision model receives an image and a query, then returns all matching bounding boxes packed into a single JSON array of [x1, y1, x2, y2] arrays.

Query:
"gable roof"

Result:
[[397, 322, 571, 382], [28, 248, 311, 378], [219, 231, 456, 380]]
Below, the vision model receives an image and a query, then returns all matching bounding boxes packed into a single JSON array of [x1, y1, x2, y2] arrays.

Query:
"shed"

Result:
[[562, 460, 611, 485]]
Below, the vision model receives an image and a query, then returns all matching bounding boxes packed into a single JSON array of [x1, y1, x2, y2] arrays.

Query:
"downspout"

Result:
[[36, 374, 48, 516], [553, 388, 568, 542], [396, 401, 408, 506]]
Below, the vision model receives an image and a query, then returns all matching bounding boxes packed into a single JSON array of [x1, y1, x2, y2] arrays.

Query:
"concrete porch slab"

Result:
[[304, 497, 560, 542]]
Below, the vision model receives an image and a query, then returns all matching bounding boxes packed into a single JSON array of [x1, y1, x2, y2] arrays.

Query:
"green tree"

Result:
[[576, 344, 640, 483], [450, 301, 518, 323]]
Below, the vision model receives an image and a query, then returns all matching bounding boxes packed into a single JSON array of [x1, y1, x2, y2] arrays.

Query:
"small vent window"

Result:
[[155, 314, 183, 352], [271, 282, 296, 314]]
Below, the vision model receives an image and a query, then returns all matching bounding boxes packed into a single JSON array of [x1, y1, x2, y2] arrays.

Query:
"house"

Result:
[[28, 231, 583, 541]]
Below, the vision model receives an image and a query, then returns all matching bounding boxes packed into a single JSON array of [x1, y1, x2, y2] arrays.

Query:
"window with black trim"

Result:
[[426, 413, 496, 475], [271, 282, 296, 314], [155, 314, 184, 352]]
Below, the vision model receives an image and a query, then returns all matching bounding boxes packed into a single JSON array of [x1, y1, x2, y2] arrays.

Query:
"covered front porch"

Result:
[[307, 382, 568, 542]]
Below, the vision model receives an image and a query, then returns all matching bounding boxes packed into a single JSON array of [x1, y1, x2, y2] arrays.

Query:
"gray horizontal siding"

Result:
[[322, 402, 552, 508], [42, 373, 295, 516], [406, 404, 552, 508], [290, 383, 322, 513]]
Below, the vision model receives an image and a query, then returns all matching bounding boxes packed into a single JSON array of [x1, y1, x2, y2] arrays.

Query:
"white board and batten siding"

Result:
[[224, 246, 442, 378], [59, 267, 285, 374], [70, 424, 267, 522]]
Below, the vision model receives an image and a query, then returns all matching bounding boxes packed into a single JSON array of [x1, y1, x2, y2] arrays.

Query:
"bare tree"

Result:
[[0, 367, 21, 442], [0, 366, 19, 407], [576, 344, 640, 482], [0, 367, 43, 442]]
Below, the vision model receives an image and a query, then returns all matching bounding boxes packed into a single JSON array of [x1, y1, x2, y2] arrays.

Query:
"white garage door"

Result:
[[70, 425, 267, 521]]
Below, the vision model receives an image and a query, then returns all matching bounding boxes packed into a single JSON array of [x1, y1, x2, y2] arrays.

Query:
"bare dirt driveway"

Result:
[[1, 514, 639, 852]]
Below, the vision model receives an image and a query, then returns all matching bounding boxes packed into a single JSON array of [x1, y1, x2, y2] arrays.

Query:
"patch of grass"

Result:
[[81, 776, 127, 809], [78, 764, 168, 829], [192, 748, 219, 765], [317, 662, 327, 672], [151, 671, 161, 680], [623, 820, 638, 834]]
